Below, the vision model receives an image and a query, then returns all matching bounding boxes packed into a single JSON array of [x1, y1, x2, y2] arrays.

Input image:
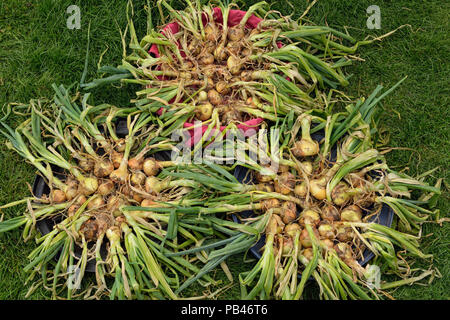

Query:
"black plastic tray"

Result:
[[32, 120, 171, 272], [231, 130, 393, 275]]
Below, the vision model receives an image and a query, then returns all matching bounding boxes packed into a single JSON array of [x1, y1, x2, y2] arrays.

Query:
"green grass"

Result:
[[0, 0, 448, 299]]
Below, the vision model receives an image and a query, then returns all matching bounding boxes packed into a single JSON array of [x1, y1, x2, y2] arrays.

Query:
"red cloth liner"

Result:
[[148, 7, 273, 146]]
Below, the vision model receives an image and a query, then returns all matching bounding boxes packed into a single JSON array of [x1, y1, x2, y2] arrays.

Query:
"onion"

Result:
[[51, 189, 66, 203], [299, 227, 319, 248], [207, 89, 222, 106], [240, 70, 252, 81], [331, 182, 351, 206], [215, 81, 229, 94], [320, 239, 334, 251], [241, 47, 252, 56], [110, 167, 128, 184], [213, 45, 227, 61], [255, 169, 273, 183], [282, 237, 294, 256], [196, 103, 214, 121], [318, 223, 335, 239], [256, 183, 274, 192], [300, 161, 313, 175], [128, 157, 143, 171], [132, 192, 144, 203], [65, 185, 78, 201], [334, 243, 353, 261], [278, 164, 290, 173], [228, 27, 245, 42], [340, 205, 362, 222], [67, 204, 79, 217], [246, 96, 260, 108], [141, 199, 156, 207], [300, 248, 314, 261], [111, 151, 123, 169], [281, 207, 297, 224], [309, 177, 327, 200], [260, 198, 280, 212], [267, 214, 283, 235], [299, 209, 320, 226], [292, 116, 319, 157], [115, 139, 126, 153], [78, 158, 94, 172], [198, 91, 208, 101], [274, 171, 295, 195], [94, 160, 114, 178], [98, 180, 114, 196], [143, 158, 161, 176], [200, 53, 214, 65], [79, 177, 98, 196], [107, 196, 126, 217], [284, 223, 301, 238], [145, 176, 164, 194], [80, 219, 98, 241], [227, 55, 241, 75], [320, 205, 340, 222], [87, 196, 105, 210], [204, 23, 219, 41], [226, 41, 241, 55], [130, 171, 146, 186], [294, 182, 308, 197], [76, 195, 87, 206], [335, 225, 355, 242]]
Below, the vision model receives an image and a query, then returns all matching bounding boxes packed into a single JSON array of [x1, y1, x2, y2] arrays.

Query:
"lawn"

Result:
[[0, 0, 448, 300]]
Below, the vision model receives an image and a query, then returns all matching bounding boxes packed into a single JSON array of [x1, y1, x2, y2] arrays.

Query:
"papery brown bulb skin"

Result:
[[299, 227, 319, 248], [98, 180, 114, 196], [208, 89, 222, 106], [299, 209, 320, 226], [128, 158, 143, 171], [340, 205, 362, 222], [260, 198, 280, 212], [321, 205, 340, 222], [228, 27, 245, 41], [94, 160, 114, 178], [51, 189, 67, 203], [274, 172, 295, 195]]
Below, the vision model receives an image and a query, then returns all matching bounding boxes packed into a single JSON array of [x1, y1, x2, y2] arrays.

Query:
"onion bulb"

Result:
[[260, 198, 280, 212], [282, 237, 294, 256], [284, 223, 301, 238], [196, 103, 213, 121], [141, 199, 156, 207], [143, 158, 161, 177], [67, 204, 79, 217], [331, 182, 351, 206], [111, 151, 123, 169], [207, 89, 222, 106], [267, 214, 283, 235], [80, 219, 98, 241], [130, 171, 146, 186], [299, 209, 320, 226], [215, 81, 229, 95], [115, 139, 126, 153], [128, 157, 143, 171], [87, 196, 105, 210], [300, 161, 313, 175], [98, 180, 114, 196], [255, 183, 274, 193], [274, 171, 295, 195], [228, 27, 245, 41], [110, 167, 128, 184], [335, 225, 355, 242], [340, 205, 362, 222], [320, 205, 340, 222], [227, 55, 241, 75], [309, 177, 327, 200], [320, 239, 334, 251], [94, 160, 114, 178], [198, 91, 208, 102], [294, 182, 308, 197], [51, 189, 66, 203], [292, 115, 319, 157], [78, 158, 94, 172], [318, 223, 335, 239], [334, 243, 353, 261], [145, 176, 165, 194], [199, 53, 214, 65], [204, 23, 219, 41], [300, 248, 314, 261], [299, 227, 319, 248], [79, 177, 99, 196]]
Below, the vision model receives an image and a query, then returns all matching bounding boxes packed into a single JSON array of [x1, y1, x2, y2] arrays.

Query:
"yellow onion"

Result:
[[141, 199, 157, 207], [226, 41, 241, 55], [292, 115, 319, 157], [94, 160, 114, 178], [65, 182, 78, 201], [278, 164, 290, 173], [111, 151, 123, 169], [198, 90, 208, 101], [67, 204, 79, 217], [107, 196, 127, 217], [255, 170, 273, 183], [128, 157, 143, 171], [145, 176, 163, 194], [228, 27, 245, 41], [196, 103, 213, 121], [331, 182, 351, 206], [115, 139, 126, 153], [87, 196, 105, 210], [299, 227, 319, 248], [299, 209, 320, 226], [282, 237, 294, 256], [51, 189, 66, 203], [109, 166, 128, 184], [267, 214, 284, 235], [215, 81, 229, 94], [335, 225, 355, 242], [274, 171, 295, 195], [241, 47, 252, 56], [78, 158, 94, 172], [300, 248, 314, 261], [131, 171, 146, 187], [80, 219, 98, 241], [76, 195, 87, 206], [143, 158, 161, 177], [240, 70, 252, 81], [79, 177, 99, 196], [318, 223, 335, 239], [98, 180, 114, 196], [207, 89, 222, 106], [294, 181, 308, 197], [320, 239, 335, 251], [132, 192, 144, 203], [255, 183, 274, 193], [284, 223, 301, 238], [334, 243, 353, 261], [204, 22, 219, 41], [340, 205, 362, 222], [260, 198, 280, 212], [309, 177, 327, 200], [320, 205, 340, 222], [200, 53, 214, 65], [227, 55, 241, 75], [213, 45, 227, 61], [300, 161, 313, 175]]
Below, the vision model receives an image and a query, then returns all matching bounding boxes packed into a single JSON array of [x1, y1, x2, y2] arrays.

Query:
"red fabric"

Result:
[[148, 7, 269, 146]]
